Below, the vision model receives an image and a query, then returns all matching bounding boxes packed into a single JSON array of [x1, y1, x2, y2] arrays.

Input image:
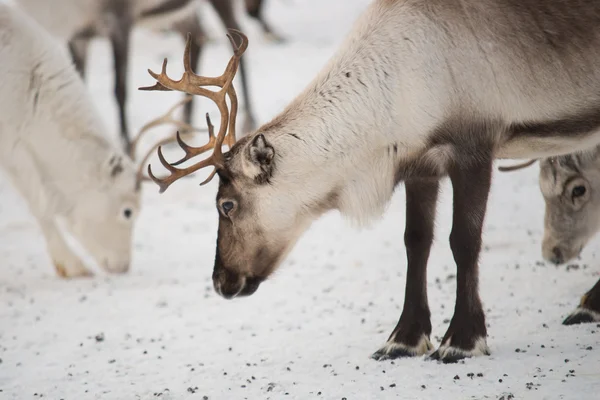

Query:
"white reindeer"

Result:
[[0, 2, 192, 278], [14, 0, 267, 152], [139, 0, 600, 363]]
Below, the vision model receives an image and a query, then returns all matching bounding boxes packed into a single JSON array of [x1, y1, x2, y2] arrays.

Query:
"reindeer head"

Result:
[[64, 149, 140, 274], [140, 31, 319, 298], [500, 151, 600, 265], [66, 97, 202, 275], [538, 150, 600, 264]]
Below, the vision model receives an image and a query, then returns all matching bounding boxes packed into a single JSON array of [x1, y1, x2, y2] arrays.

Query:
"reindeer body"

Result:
[[141, 0, 600, 362], [15, 0, 260, 152], [235, 0, 600, 226], [0, 2, 140, 277]]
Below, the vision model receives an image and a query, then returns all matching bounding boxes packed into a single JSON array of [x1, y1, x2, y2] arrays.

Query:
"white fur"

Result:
[[435, 337, 490, 360], [236, 0, 600, 235], [374, 334, 434, 359], [566, 307, 600, 323], [0, 3, 140, 277]]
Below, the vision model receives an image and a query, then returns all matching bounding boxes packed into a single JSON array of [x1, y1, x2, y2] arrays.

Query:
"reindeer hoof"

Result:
[[563, 307, 600, 325], [54, 263, 68, 278], [53, 262, 93, 279], [427, 337, 490, 364], [371, 334, 433, 361]]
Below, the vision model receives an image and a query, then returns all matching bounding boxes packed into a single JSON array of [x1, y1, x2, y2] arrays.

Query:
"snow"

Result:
[[1, 0, 600, 399]]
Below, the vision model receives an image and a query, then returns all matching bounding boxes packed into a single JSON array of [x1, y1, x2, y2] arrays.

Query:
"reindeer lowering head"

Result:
[[141, 32, 319, 298], [499, 149, 600, 265], [538, 149, 600, 264], [71, 96, 202, 276]]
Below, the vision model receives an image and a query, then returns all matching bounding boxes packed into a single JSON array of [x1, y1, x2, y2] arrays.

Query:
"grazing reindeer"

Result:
[[15, 0, 261, 152], [499, 148, 600, 325], [0, 1, 195, 277], [141, 0, 600, 363]]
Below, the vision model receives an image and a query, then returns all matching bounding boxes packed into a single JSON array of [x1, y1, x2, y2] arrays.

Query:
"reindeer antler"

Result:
[[497, 159, 537, 172], [139, 30, 248, 193], [130, 97, 205, 185]]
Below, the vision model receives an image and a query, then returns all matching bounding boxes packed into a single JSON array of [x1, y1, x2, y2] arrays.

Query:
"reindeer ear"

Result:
[[249, 134, 274, 167]]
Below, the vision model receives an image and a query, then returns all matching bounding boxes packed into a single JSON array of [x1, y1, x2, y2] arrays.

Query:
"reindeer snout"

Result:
[[213, 266, 245, 299], [213, 267, 263, 299]]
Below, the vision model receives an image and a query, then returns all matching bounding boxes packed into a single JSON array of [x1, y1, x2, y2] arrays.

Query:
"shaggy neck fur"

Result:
[[256, 1, 430, 226]]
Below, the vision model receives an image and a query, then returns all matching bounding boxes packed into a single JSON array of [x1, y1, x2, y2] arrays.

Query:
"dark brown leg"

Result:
[[372, 178, 439, 360], [209, 0, 257, 134], [109, 18, 132, 153], [563, 278, 600, 325], [429, 156, 492, 363]]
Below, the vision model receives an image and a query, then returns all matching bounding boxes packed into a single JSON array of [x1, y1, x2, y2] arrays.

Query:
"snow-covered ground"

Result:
[[1, 0, 600, 399]]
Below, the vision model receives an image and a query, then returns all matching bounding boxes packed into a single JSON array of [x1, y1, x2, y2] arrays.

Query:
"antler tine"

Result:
[[170, 113, 216, 166], [147, 140, 222, 193], [497, 159, 537, 172], [139, 58, 171, 91], [227, 29, 249, 56], [129, 96, 197, 158]]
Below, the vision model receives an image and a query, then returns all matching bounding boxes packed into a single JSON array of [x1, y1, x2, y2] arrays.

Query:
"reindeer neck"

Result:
[[263, 1, 430, 176], [257, 2, 424, 224]]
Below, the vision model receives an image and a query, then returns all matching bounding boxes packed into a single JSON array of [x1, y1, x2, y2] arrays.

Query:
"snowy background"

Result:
[[1, 0, 600, 399]]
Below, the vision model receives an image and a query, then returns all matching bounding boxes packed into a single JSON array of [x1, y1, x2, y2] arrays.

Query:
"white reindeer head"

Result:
[[64, 150, 141, 274], [55, 98, 199, 276]]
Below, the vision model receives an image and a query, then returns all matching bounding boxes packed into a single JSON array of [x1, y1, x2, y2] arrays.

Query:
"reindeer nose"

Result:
[[551, 247, 564, 265], [213, 267, 245, 299]]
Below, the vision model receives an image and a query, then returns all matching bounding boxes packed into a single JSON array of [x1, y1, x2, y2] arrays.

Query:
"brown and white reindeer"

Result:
[[14, 0, 270, 152], [499, 147, 600, 325], [140, 0, 600, 363], [0, 0, 198, 277]]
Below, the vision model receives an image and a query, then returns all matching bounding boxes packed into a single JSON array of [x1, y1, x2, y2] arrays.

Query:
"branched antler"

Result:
[[129, 96, 196, 159], [139, 30, 248, 193], [130, 97, 205, 186]]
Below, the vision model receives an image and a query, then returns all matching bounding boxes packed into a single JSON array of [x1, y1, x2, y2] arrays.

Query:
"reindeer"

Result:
[[139, 0, 600, 363], [0, 1, 198, 277], [499, 148, 600, 325], [14, 0, 269, 152]]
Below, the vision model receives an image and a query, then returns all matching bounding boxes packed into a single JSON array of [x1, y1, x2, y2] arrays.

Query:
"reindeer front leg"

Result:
[[430, 154, 492, 363], [38, 219, 93, 278], [372, 178, 439, 360]]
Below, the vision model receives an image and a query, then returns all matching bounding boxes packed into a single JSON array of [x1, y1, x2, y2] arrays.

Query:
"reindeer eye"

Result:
[[572, 186, 586, 198], [123, 208, 133, 219], [221, 201, 235, 216]]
